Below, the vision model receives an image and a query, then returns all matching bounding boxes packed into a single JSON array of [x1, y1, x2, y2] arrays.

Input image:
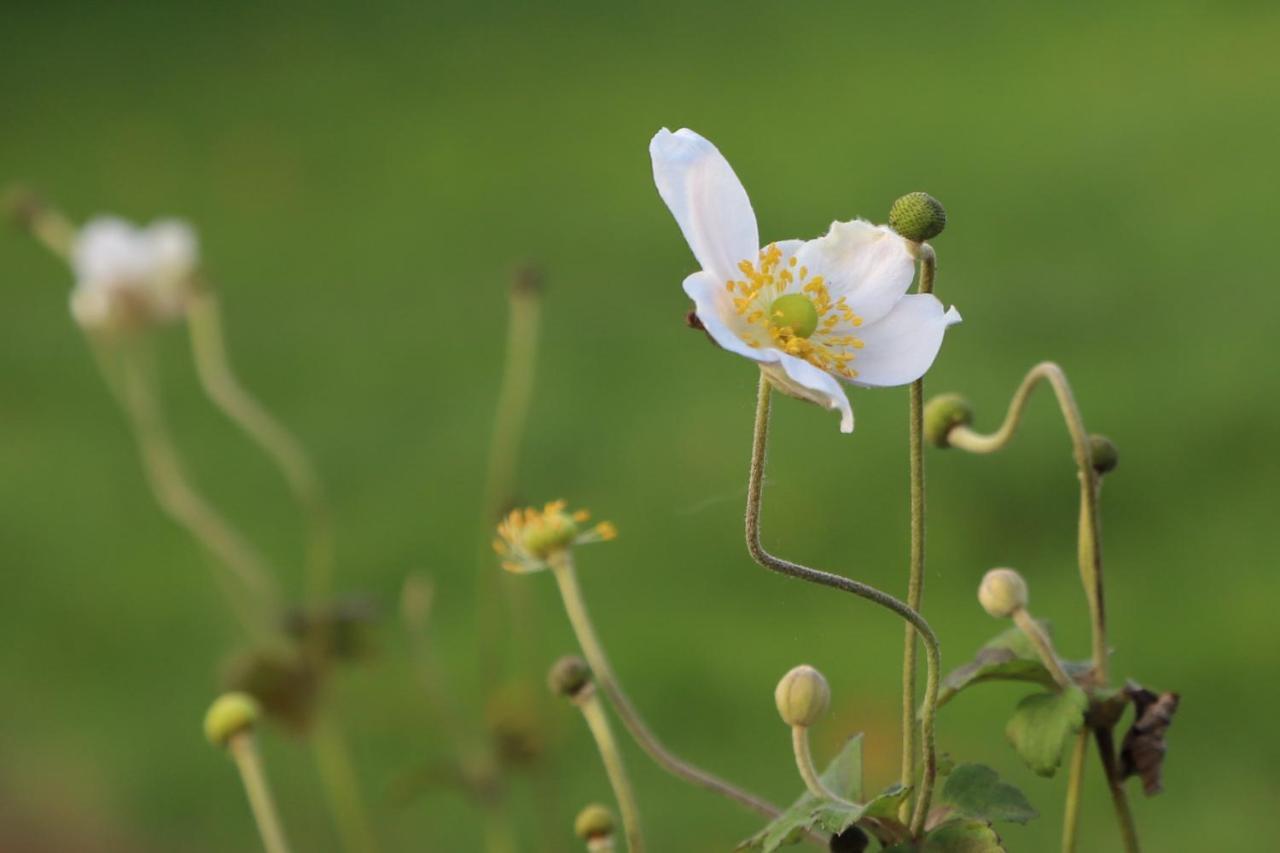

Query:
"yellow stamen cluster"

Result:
[[493, 500, 617, 573], [725, 244, 865, 380]]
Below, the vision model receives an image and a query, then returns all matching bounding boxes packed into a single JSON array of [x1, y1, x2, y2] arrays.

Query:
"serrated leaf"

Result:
[[1005, 686, 1089, 777], [937, 623, 1091, 709], [939, 763, 1038, 825], [920, 818, 1007, 851], [737, 736, 911, 851]]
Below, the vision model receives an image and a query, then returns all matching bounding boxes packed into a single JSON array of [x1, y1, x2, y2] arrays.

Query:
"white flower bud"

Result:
[[978, 568, 1029, 618], [774, 664, 831, 728]]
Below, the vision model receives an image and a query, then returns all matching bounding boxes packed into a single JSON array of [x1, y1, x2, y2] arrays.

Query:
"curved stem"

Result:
[[943, 362, 1107, 680], [547, 554, 789, 826], [791, 726, 855, 807], [900, 243, 935, 817], [746, 374, 941, 836], [1094, 727, 1141, 853], [577, 687, 646, 852], [1012, 608, 1075, 690], [1062, 729, 1088, 852], [186, 290, 335, 611], [229, 732, 294, 853]]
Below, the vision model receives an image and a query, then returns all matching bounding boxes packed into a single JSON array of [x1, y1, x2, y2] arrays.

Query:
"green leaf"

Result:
[[938, 763, 1038, 825], [937, 623, 1091, 709], [1005, 686, 1089, 777], [737, 735, 910, 851], [921, 819, 1007, 852]]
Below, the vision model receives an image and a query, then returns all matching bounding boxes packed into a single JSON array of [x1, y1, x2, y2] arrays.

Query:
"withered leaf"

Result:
[[1119, 681, 1180, 796]]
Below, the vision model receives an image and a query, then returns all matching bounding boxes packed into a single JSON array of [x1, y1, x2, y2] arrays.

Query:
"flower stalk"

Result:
[[1062, 729, 1089, 852], [790, 725, 855, 807], [574, 683, 646, 852], [228, 730, 294, 853]]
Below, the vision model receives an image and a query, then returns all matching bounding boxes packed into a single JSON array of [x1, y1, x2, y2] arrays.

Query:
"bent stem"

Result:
[[1011, 608, 1075, 690], [791, 725, 855, 807], [1094, 727, 1141, 853], [944, 362, 1107, 681], [576, 686, 646, 852], [311, 713, 381, 853], [547, 552, 788, 825], [746, 374, 941, 837], [229, 731, 294, 853], [186, 289, 335, 612], [900, 242, 936, 818], [1062, 729, 1088, 852]]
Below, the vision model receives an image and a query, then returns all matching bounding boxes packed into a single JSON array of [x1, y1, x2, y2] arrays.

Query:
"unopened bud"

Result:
[[204, 692, 260, 747], [574, 803, 615, 841], [1089, 434, 1119, 475], [889, 192, 947, 243], [978, 568, 1028, 619], [548, 655, 593, 698], [774, 664, 830, 728], [924, 394, 974, 448]]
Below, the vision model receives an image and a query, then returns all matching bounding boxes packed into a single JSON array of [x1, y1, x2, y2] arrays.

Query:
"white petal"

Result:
[[682, 271, 773, 363], [651, 128, 759, 283], [73, 217, 148, 286], [849, 294, 962, 388], [762, 352, 855, 433], [144, 219, 199, 282], [795, 220, 916, 325]]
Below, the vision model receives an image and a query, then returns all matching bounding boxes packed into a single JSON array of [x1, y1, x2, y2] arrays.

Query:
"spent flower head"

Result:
[[68, 215, 199, 331], [650, 128, 961, 432], [493, 500, 616, 573]]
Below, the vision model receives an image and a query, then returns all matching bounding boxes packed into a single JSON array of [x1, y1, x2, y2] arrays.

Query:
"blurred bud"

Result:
[[548, 655, 593, 699], [978, 568, 1029, 619], [512, 263, 545, 296], [924, 393, 974, 448], [487, 680, 544, 768], [1089, 434, 1119, 475], [574, 803, 615, 841], [889, 192, 947, 243], [284, 596, 379, 663], [204, 691, 260, 747], [222, 648, 319, 733], [829, 825, 870, 852], [3, 184, 44, 231], [774, 664, 831, 728]]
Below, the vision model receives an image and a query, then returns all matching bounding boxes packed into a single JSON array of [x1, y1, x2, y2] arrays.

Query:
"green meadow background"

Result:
[[2, 1, 1277, 849]]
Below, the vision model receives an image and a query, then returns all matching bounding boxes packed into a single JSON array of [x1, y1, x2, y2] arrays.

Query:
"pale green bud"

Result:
[[978, 568, 1028, 619], [574, 803, 615, 840], [924, 393, 974, 448], [204, 691, 260, 747], [548, 655, 593, 698], [1090, 434, 1119, 475], [774, 664, 830, 727], [889, 192, 947, 243], [769, 293, 819, 338]]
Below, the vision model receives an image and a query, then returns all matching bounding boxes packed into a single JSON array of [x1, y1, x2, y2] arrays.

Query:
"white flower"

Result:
[[69, 216, 199, 330], [650, 128, 961, 432]]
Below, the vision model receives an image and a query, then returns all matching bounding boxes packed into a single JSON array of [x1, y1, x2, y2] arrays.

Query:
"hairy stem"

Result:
[[577, 687, 646, 852], [229, 732, 294, 853], [746, 374, 940, 836], [944, 362, 1107, 680], [548, 553, 788, 825], [1062, 729, 1089, 852], [900, 243, 936, 818], [1094, 727, 1141, 853], [1012, 608, 1075, 690]]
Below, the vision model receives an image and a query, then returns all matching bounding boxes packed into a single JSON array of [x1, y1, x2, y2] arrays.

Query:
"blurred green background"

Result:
[[2, 1, 1277, 850]]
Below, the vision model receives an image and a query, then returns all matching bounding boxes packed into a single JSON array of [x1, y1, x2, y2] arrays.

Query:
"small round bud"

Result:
[[978, 568, 1028, 619], [774, 664, 830, 728], [204, 691, 260, 747], [769, 293, 820, 338], [924, 394, 974, 448], [889, 192, 947, 242], [829, 825, 870, 853], [548, 655, 593, 698], [574, 803, 615, 840], [1089, 434, 1119, 475]]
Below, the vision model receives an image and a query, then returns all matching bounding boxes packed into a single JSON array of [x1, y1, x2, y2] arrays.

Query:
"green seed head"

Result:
[[203, 691, 260, 747], [889, 192, 947, 243], [548, 655, 593, 698], [924, 393, 974, 448], [1089, 434, 1119, 475], [978, 568, 1028, 619], [774, 664, 831, 727], [769, 293, 819, 338], [574, 803, 616, 840]]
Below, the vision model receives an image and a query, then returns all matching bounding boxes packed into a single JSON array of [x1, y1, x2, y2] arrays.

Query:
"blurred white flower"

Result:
[[69, 216, 199, 331], [650, 128, 961, 432]]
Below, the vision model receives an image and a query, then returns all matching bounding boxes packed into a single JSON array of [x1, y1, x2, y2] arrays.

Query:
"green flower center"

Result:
[[768, 293, 819, 338]]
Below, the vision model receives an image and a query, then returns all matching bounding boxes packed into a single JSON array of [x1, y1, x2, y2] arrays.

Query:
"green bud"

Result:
[[769, 293, 819, 338], [548, 655, 593, 698], [889, 192, 947, 243], [924, 393, 974, 448], [1089, 434, 1119, 475], [774, 664, 830, 728], [978, 568, 1028, 619], [574, 803, 615, 840], [204, 691, 260, 747]]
